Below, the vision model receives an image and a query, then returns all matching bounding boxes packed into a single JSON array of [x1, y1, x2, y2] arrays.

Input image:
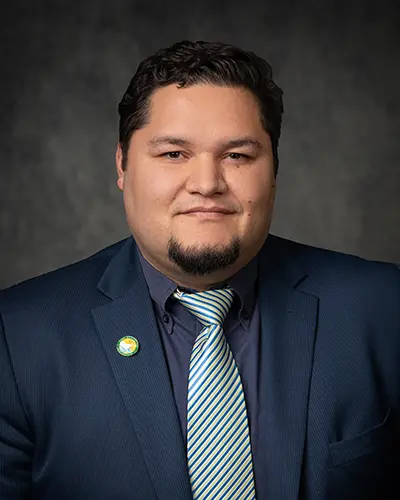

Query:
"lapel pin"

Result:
[[116, 336, 140, 357]]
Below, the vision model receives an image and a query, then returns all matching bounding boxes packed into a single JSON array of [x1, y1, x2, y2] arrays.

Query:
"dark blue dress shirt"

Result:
[[138, 250, 265, 495]]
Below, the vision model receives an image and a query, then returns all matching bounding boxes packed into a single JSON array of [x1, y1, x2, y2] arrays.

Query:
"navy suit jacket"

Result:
[[0, 234, 399, 500]]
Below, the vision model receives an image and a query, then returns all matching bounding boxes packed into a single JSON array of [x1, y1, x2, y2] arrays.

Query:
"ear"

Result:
[[116, 143, 125, 191]]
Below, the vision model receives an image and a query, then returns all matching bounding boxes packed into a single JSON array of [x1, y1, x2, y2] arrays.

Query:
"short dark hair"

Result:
[[118, 40, 284, 174]]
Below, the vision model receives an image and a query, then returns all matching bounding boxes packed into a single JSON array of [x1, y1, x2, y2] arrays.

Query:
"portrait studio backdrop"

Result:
[[1, 0, 399, 289]]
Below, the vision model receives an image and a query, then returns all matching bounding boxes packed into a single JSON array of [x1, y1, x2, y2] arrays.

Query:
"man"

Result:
[[0, 40, 399, 500]]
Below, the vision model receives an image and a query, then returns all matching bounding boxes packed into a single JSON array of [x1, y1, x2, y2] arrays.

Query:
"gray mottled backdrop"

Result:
[[1, 0, 399, 289]]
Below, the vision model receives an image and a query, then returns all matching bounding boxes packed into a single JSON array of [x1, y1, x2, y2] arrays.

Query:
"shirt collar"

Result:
[[138, 248, 258, 324]]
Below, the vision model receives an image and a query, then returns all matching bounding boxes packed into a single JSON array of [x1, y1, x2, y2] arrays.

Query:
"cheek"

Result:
[[240, 177, 274, 213], [238, 181, 275, 233], [127, 168, 176, 210]]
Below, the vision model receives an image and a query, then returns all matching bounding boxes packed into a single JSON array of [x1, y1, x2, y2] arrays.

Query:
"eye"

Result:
[[226, 152, 250, 161], [162, 151, 183, 160]]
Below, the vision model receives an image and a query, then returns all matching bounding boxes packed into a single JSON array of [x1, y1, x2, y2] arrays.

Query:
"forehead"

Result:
[[145, 84, 264, 135]]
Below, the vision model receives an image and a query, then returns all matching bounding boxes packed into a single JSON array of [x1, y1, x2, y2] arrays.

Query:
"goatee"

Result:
[[167, 236, 240, 276]]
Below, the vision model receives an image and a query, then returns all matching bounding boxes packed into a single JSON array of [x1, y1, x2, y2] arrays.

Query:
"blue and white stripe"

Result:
[[173, 287, 256, 500]]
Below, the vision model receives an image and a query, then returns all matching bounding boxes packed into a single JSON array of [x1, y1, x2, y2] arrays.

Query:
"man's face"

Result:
[[116, 84, 277, 289]]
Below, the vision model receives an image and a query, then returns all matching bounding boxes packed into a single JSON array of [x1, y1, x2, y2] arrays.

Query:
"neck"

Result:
[[140, 252, 247, 291], [164, 266, 238, 291]]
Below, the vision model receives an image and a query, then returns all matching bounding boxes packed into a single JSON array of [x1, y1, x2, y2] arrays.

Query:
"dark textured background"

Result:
[[1, 0, 399, 289]]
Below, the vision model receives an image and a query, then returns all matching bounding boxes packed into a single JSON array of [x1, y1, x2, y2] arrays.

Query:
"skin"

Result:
[[116, 84, 277, 291]]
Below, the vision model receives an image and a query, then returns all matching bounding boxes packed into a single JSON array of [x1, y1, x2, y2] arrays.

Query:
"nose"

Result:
[[185, 156, 228, 197]]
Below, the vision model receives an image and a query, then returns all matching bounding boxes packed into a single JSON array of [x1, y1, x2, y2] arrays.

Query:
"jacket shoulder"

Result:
[[267, 234, 400, 308], [269, 233, 400, 279], [0, 238, 129, 312]]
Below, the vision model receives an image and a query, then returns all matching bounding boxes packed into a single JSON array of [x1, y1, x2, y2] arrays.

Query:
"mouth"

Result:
[[181, 206, 235, 216], [182, 211, 233, 219]]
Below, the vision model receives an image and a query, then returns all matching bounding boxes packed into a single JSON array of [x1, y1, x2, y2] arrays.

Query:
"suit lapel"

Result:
[[92, 238, 191, 500], [258, 237, 318, 499]]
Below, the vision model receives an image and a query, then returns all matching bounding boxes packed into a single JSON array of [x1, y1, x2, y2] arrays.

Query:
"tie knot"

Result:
[[172, 287, 235, 326]]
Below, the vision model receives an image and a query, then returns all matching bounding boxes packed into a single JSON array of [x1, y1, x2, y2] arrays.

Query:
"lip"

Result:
[[183, 211, 231, 219], [181, 206, 234, 214]]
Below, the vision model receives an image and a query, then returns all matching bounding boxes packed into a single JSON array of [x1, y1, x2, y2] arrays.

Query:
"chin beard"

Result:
[[167, 236, 240, 276]]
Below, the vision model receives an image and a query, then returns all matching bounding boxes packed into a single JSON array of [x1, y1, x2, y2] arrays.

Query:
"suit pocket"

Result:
[[327, 408, 398, 500], [328, 407, 392, 468]]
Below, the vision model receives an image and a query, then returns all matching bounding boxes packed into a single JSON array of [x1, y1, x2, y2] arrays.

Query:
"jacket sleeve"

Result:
[[0, 312, 33, 499]]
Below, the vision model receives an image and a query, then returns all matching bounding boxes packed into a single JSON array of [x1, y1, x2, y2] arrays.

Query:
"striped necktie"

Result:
[[173, 287, 256, 499]]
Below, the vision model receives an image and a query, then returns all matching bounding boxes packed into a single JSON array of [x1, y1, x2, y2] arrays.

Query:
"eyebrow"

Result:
[[147, 136, 263, 150], [148, 136, 190, 147]]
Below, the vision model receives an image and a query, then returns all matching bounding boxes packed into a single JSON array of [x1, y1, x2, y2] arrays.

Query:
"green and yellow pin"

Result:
[[116, 336, 140, 357]]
